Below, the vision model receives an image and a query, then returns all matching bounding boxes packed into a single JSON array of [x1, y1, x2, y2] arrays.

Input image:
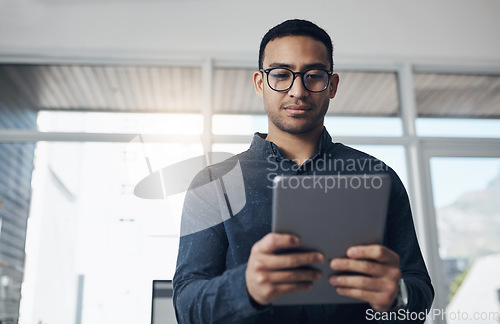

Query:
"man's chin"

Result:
[[276, 122, 322, 135]]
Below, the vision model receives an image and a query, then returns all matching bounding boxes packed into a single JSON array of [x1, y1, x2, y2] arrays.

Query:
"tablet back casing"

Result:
[[272, 174, 391, 305]]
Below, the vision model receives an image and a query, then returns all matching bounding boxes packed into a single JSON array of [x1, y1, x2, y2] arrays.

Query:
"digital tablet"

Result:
[[271, 174, 391, 305]]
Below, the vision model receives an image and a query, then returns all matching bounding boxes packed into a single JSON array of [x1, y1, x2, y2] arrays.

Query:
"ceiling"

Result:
[[0, 64, 499, 119]]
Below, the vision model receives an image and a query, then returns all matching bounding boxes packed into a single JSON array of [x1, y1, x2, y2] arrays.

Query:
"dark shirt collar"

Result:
[[249, 127, 334, 161]]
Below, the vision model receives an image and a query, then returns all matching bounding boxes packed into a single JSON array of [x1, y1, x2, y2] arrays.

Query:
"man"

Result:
[[173, 19, 433, 323]]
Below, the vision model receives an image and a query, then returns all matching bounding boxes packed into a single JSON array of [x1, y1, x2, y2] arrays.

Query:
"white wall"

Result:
[[1, 0, 500, 65]]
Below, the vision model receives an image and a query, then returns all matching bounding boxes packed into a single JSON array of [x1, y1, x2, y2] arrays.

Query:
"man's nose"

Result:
[[287, 75, 309, 98]]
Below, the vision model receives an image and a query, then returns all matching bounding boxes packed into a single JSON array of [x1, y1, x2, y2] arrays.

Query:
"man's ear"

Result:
[[254, 71, 264, 98], [329, 73, 340, 99]]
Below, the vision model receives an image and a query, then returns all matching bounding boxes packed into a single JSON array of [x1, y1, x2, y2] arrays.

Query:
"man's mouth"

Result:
[[283, 105, 311, 116]]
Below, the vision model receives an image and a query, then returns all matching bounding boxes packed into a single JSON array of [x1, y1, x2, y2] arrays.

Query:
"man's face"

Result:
[[254, 35, 339, 136]]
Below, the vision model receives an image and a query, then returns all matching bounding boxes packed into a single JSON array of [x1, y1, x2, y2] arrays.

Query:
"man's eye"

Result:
[[272, 73, 291, 80], [306, 73, 324, 80]]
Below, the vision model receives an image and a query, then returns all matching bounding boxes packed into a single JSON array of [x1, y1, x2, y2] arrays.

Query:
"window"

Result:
[[38, 111, 203, 135], [414, 73, 500, 138], [429, 157, 500, 317], [20, 112, 204, 323]]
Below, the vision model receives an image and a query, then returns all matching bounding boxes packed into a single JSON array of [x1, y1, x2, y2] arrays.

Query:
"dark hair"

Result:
[[258, 19, 334, 71]]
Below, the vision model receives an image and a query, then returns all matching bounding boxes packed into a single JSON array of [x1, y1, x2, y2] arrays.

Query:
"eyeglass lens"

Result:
[[267, 68, 329, 92]]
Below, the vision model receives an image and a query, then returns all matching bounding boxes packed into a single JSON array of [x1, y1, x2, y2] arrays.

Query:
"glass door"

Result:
[[427, 156, 500, 323]]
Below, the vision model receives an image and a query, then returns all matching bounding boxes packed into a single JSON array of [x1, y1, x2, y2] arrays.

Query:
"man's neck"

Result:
[[265, 126, 323, 166]]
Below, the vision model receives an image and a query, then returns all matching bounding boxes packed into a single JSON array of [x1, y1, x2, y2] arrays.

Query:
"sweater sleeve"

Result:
[[384, 167, 434, 322], [172, 169, 267, 324]]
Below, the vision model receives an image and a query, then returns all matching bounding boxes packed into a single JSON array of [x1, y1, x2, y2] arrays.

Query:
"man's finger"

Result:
[[265, 282, 315, 300], [346, 245, 399, 266], [330, 258, 384, 276], [329, 258, 400, 279], [329, 275, 394, 293], [258, 252, 325, 270], [263, 269, 322, 284], [253, 233, 301, 254]]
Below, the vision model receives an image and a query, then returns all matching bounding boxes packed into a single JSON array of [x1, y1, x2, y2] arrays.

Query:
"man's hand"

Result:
[[329, 245, 401, 312], [245, 233, 324, 306]]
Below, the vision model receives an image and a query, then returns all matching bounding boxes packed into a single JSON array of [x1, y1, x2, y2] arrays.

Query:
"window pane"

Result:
[[325, 117, 402, 137], [331, 71, 400, 117], [416, 118, 500, 138], [430, 158, 500, 320], [413, 73, 500, 119], [3, 65, 202, 113], [38, 111, 203, 135], [213, 68, 263, 114], [21, 140, 203, 324], [0, 142, 35, 322], [212, 114, 267, 135], [349, 145, 407, 189], [212, 143, 251, 155]]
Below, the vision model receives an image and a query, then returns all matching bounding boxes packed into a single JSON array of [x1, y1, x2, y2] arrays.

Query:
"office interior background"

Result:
[[1, 0, 500, 323]]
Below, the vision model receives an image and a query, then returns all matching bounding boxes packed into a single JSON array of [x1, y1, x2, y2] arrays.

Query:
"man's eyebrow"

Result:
[[303, 63, 329, 70], [266, 62, 330, 70], [268, 62, 295, 69]]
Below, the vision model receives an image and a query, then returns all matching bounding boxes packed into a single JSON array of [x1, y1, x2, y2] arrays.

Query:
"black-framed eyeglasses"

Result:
[[260, 67, 333, 92]]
